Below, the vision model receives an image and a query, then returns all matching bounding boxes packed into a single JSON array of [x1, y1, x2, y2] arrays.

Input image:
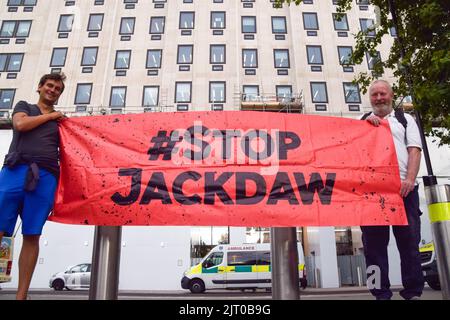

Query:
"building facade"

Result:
[[1, 0, 446, 291]]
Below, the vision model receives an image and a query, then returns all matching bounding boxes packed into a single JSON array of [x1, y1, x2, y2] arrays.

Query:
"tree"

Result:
[[275, 0, 450, 145]]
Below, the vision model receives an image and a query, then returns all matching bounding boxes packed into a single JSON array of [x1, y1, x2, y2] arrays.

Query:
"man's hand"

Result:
[[400, 179, 415, 198], [366, 114, 382, 127], [48, 111, 65, 121]]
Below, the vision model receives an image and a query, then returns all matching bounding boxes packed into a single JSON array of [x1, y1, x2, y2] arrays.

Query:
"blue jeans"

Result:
[[361, 186, 424, 300]]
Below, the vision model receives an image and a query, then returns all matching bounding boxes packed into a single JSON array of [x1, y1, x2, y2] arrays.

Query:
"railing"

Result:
[[59, 105, 176, 117]]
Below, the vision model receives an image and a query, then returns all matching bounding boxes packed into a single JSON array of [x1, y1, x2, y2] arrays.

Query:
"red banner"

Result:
[[50, 111, 407, 227]]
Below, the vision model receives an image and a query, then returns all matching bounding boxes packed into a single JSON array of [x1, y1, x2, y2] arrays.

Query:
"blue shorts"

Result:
[[0, 165, 57, 236]]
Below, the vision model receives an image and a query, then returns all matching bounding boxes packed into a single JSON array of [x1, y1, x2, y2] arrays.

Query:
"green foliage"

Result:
[[275, 0, 450, 145]]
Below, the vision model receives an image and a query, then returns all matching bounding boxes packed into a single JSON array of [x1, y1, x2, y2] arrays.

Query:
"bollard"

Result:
[[315, 268, 321, 288], [424, 181, 450, 300], [270, 227, 300, 300], [357, 266, 362, 287], [89, 226, 122, 300]]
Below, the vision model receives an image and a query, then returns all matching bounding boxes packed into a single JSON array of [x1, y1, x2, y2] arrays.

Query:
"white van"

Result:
[[181, 243, 307, 293]]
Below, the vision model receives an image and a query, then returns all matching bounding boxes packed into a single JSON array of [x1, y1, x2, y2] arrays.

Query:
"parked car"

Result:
[[49, 263, 91, 291]]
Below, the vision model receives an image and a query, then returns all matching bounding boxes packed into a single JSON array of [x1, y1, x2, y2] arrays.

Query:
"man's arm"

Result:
[[13, 111, 64, 132], [400, 147, 421, 197]]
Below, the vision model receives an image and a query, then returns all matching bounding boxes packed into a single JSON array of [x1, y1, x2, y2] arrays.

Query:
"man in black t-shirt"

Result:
[[0, 73, 66, 300]]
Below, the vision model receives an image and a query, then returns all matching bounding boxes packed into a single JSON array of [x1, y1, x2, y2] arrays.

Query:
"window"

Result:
[[241, 16, 256, 33], [332, 13, 349, 31], [0, 20, 32, 38], [273, 49, 289, 68], [227, 251, 257, 266], [271, 16, 287, 34], [87, 14, 104, 31], [343, 83, 361, 103], [257, 251, 271, 265], [306, 46, 323, 65], [389, 26, 397, 37], [110, 87, 127, 107], [143, 86, 159, 106], [81, 47, 98, 66], [179, 12, 195, 29], [7, 0, 37, 6], [68, 263, 90, 274], [0, 53, 24, 72], [276, 85, 292, 102], [50, 48, 68, 67], [243, 85, 259, 102], [58, 15, 74, 32], [74, 84, 92, 105], [115, 50, 131, 69], [175, 82, 192, 103], [335, 227, 353, 256], [211, 12, 225, 29], [120, 17, 135, 35], [177, 45, 193, 64], [310, 82, 328, 103], [359, 18, 375, 36], [242, 49, 258, 68], [246, 229, 269, 247], [146, 49, 162, 68], [303, 12, 318, 30], [150, 17, 165, 34], [210, 45, 225, 64], [0, 89, 15, 109], [338, 46, 353, 65], [203, 252, 224, 268], [366, 51, 381, 70], [209, 82, 226, 103], [190, 226, 229, 261]]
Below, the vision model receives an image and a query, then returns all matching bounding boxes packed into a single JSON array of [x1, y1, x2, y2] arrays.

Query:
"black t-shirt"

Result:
[[8, 100, 60, 177]]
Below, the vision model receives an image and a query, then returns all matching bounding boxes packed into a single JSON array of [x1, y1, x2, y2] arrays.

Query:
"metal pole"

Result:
[[270, 227, 300, 300], [89, 226, 122, 300], [424, 184, 450, 300]]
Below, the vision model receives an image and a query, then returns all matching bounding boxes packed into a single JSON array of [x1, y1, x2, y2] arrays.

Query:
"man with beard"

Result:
[[360, 80, 424, 300], [0, 73, 66, 300]]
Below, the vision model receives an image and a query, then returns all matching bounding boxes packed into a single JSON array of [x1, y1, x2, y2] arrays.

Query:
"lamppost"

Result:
[[387, 0, 450, 300]]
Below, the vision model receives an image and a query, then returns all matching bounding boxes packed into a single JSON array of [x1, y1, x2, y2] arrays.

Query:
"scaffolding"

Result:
[[236, 89, 304, 114]]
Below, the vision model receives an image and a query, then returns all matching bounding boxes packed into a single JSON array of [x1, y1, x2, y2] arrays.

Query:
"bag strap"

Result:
[[394, 108, 408, 129], [360, 112, 372, 120], [361, 109, 407, 130]]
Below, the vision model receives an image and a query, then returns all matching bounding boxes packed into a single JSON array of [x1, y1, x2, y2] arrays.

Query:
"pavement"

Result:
[[0, 285, 445, 300]]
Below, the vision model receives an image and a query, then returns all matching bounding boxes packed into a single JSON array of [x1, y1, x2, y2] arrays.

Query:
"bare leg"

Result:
[[16, 235, 40, 300]]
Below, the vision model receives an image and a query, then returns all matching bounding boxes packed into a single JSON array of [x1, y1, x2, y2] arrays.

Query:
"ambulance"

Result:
[[419, 242, 440, 290], [0, 236, 13, 283], [181, 243, 307, 293]]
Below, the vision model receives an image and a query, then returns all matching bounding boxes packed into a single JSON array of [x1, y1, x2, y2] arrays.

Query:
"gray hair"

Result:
[[369, 80, 394, 95]]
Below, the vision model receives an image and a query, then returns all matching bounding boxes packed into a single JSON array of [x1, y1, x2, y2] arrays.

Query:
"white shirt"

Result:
[[383, 110, 422, 180]]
